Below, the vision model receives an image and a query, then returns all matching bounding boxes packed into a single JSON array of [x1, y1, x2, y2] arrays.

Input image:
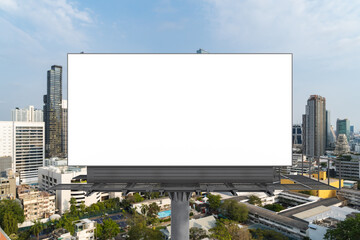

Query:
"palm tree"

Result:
[[30, 220, 43, 240], [148, 202, 160, 218], [140, 204, 149, 216]]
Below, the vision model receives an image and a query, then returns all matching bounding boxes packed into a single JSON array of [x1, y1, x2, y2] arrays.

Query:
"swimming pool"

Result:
[[343, 182, 354, 188], [158, 210, 171, 218]]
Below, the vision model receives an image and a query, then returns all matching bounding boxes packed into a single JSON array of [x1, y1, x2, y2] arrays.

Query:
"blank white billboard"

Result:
[[68, 54, 292, 166]]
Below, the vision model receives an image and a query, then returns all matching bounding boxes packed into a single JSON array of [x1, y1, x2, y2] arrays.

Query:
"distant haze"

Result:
[[0, 1, 359, 131]]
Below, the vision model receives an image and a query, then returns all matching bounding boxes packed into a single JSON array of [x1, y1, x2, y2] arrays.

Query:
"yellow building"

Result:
[[281, 171, 343, 199]]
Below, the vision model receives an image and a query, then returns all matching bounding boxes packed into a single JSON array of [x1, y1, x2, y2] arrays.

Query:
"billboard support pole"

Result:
[[169, 192, 192, 240]]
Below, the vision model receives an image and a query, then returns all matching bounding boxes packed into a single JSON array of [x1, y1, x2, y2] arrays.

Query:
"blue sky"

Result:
[[0, 0, 360, 129]]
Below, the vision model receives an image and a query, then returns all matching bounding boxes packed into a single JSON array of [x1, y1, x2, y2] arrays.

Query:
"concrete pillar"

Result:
[[169, 192, 192, 240]]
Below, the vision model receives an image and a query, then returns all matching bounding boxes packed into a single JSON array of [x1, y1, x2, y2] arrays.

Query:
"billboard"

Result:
[[68, 54, 292, 166]]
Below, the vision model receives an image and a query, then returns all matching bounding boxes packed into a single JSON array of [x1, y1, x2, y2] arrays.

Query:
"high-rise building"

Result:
[[0, 157, 12, 176], [350, 125, 355, 138], [292, 124, 302, 145], [325, 110, 334, 148], [196, 48, 208, 53], [0, 121, 44, 184], [44, 65, 63, 158], [11, 106, 43, 122], [303, 95, 326, 157], [62, 100, 68, 158], [336, 118, 350, 141], [329, 125, 337, 148]]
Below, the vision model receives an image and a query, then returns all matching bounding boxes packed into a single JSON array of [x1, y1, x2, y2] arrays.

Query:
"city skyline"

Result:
[[1, 1, 360, 128]]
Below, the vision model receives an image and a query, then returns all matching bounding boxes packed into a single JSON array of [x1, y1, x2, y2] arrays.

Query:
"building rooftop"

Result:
[[293, 205, 330, 219], [279, 198, 341, 218], [282, 174, 339, 190], [72, 175, 87, 180], [245, 202, 309, 231]]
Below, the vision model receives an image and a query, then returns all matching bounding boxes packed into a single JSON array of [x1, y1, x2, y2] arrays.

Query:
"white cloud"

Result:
[[204, 0, 360, 62], [0, 0, 18, 11], [0, 0, 93, 48]]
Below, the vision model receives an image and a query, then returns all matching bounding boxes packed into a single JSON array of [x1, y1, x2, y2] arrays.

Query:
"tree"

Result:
[[101, 219, 120, 240], [248, 195, 262, 207], [127, 213, 162, 239], [208, 194, 222, 211], [0, 200, 25, 234], [209, 220, 232, 240], [220, 199, 248, 223], [17, 230, 30, 240], [79, 201, 86, 213], [56, 215, 78, 235], [96, 223, 103, 239], [227, 223, 251, 240], [141, 204, 149, 216], [324, 213, 360, 240], [210, 219, 251, 240], [9, 233, 18, 240], [2, 211, 18, 236], [121, 198, 131, 211], [148, 202, 161, 218], [250, 229, 288, 240], [88, 203, 100, 213], [69, 198, 78, 216], [30, 220, 43, 240], [133, 193, 144, 203], [263, 203, 285, 212], [97, 202, 105, 211], [190, 227, 208, 240], [144, 192, 160, 199]]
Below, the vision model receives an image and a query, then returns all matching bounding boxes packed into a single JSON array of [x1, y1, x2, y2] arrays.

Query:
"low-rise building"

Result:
[[246, 202, 308, 239], [38, 166, 119, 214], [0, 170, 16, 200], [46, 219, 96, 240], [334, 157, 360, 180], [17, 185, 55, 221], [44, 157, 68, 167], [294, 205, 358, 240], [133, 197, 171, 214], [337, 188, 360, 208], [281, 172, 342, 199], [162, 215, 216, 239], [278, 197, 347, 240], [46, 228, 72, 240], [73, 219, 96, 240]]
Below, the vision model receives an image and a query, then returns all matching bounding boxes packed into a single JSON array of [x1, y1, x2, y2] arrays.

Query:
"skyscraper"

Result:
[[12, 105, 43, 122], [61, 100, 68, 158], [292, 124, 302, 145], [303, 95, 326, 157], [336, 118, 350, 141], [44, 65, 63, 158], [325, 110, 335, 148]]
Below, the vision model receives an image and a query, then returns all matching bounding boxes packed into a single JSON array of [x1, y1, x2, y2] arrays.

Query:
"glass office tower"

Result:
[[44, 65, 63, 158], [336, 118, 350, 141]]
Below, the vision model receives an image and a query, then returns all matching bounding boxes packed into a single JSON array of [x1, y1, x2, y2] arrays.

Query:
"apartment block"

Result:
[[0, 121, 44, 184], [17, 185, 55, 221]]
